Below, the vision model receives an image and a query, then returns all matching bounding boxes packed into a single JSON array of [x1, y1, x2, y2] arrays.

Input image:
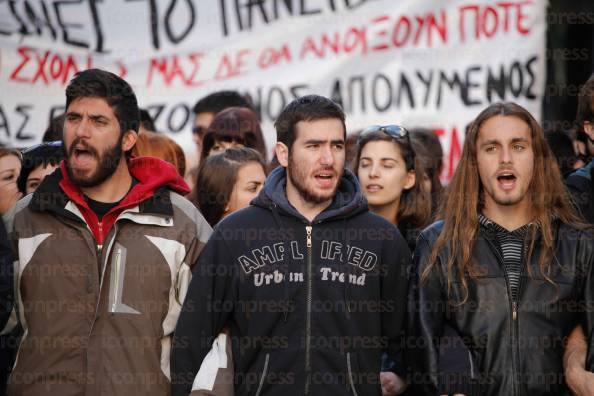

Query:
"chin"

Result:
[[494, 195, 524, 206]]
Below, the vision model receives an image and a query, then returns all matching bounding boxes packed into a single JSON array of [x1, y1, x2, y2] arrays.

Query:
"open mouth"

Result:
[[314, 172, 335, 188], [496, 172, 517, 190], [366, 184, 383, 192], [70, 146, 95, 168]]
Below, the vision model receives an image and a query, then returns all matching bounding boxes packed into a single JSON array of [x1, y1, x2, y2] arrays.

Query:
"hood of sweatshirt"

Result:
[[252, 166, 367, 223], [30, 156, 189, 244]]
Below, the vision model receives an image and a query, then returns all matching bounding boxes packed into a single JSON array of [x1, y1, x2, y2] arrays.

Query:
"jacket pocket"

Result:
[[346, 352, 360, 396], [254, 353, 269, 396]]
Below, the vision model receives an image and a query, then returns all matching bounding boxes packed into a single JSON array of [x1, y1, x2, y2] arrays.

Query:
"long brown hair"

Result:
[[354, 131, 432, 230], [194, 147, 266, 227], [421, 102, 585, 303]]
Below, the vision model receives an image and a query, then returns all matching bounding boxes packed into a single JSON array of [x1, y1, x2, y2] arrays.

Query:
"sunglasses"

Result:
[[359, 124, 410, 142], [358, 125, 415, 169]]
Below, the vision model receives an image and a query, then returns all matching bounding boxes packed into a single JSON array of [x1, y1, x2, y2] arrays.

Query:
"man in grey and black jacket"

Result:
[[2, 69, 212, 396]]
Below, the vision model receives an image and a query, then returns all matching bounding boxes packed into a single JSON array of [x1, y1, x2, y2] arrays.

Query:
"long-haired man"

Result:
[[407, 102, 594, 396]]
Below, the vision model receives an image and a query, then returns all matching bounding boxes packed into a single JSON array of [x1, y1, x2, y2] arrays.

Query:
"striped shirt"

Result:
[[479, 215, 531, 301]]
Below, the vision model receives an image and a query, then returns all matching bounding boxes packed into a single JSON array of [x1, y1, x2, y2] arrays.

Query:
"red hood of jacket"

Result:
[[58, 156, 190, 245]]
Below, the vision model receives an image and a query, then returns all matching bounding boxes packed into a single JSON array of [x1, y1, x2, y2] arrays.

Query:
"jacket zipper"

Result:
[[255, 353, 270, 396], [87, 223, 118, 339], [484, 237, 518, 396], [512, 239, 528, 395], [304, 225, 313, 395], [347, 352, 359, 396]]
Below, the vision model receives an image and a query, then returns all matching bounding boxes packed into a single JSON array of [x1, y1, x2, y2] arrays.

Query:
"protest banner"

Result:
[[0, 0, 545, 179]]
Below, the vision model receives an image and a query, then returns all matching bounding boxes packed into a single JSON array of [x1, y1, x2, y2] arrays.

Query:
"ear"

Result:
[[275, 142, 289, 167], [122, 130, 138, 153], [584, 122, 594, 140], [403, 170, 416, 191]]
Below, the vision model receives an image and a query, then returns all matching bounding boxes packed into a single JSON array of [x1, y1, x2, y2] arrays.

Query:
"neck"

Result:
[[481, 195, 533, 231], [369, 201, 399, 226], [285, 182, 332, 223], [81, 159, 132, 203]]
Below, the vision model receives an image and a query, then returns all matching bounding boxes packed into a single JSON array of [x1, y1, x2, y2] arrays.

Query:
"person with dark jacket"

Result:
[[407, 102, 594, 396], [2, 69, 212, 396], [171, 95, 411, 396], [0, 220, 13, 396], [560, 73, 594, 396]]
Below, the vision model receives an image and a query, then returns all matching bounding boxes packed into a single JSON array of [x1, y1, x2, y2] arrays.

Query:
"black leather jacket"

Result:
[[406, 220, 594, 396]]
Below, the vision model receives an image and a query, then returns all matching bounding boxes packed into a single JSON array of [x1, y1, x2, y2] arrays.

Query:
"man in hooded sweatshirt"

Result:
[[2, 69, 211, 396], [171, 95, 410, 396]]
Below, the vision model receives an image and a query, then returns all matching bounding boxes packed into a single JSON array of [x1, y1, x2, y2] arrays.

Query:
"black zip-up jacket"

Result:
[[171, 167, 410, 396], [407, 220, 594, 396]]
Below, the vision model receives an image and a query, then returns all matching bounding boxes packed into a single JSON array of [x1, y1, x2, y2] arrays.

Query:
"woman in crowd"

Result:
[[354, 125, 432, 250], [195, 147, 267, 227], [0, 148, 22, 215], [188, 147, 267, 395], [354, 125, 432, 396], [200, 107, 267, 164], [0, 147, 21, 395]]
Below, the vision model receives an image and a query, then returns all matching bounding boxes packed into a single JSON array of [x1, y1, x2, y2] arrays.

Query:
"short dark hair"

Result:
[[194, 147, 266, 226], [274, 95, 346, 150], [42, 114, 65, 142], [17, 141, 64, 193], [65, 69, 140, 135], [576, 73, 594, 132], [139, 108, 156, 132], [192, 91, 252, 115]]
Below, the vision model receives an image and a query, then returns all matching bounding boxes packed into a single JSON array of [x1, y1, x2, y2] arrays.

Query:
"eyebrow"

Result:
[[480, 137, 529, 147], [304, 139, 345, 145], [360, 156, 398, 162], [66, 111, 108, 121]]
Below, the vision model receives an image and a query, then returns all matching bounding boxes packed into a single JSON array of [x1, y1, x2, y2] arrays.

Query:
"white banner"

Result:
[[0, 0, 546, 180]]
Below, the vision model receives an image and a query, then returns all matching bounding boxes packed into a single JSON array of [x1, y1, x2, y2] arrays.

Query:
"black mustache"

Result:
[[68, 139, 98, 158]]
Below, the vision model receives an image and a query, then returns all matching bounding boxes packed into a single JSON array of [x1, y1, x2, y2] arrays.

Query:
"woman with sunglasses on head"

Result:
[[354, 125, 432, 251], [354, 125, 432, 396]]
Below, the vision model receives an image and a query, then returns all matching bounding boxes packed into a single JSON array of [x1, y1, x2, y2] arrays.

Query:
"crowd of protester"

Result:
[[0, 68, 593, 396]]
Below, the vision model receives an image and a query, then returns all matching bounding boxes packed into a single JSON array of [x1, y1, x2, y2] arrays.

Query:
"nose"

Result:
[[368, 162, 380, 178], [74, 117, 92, 139], [320, 145, 334, 166], [500, 146, 512, 164]]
